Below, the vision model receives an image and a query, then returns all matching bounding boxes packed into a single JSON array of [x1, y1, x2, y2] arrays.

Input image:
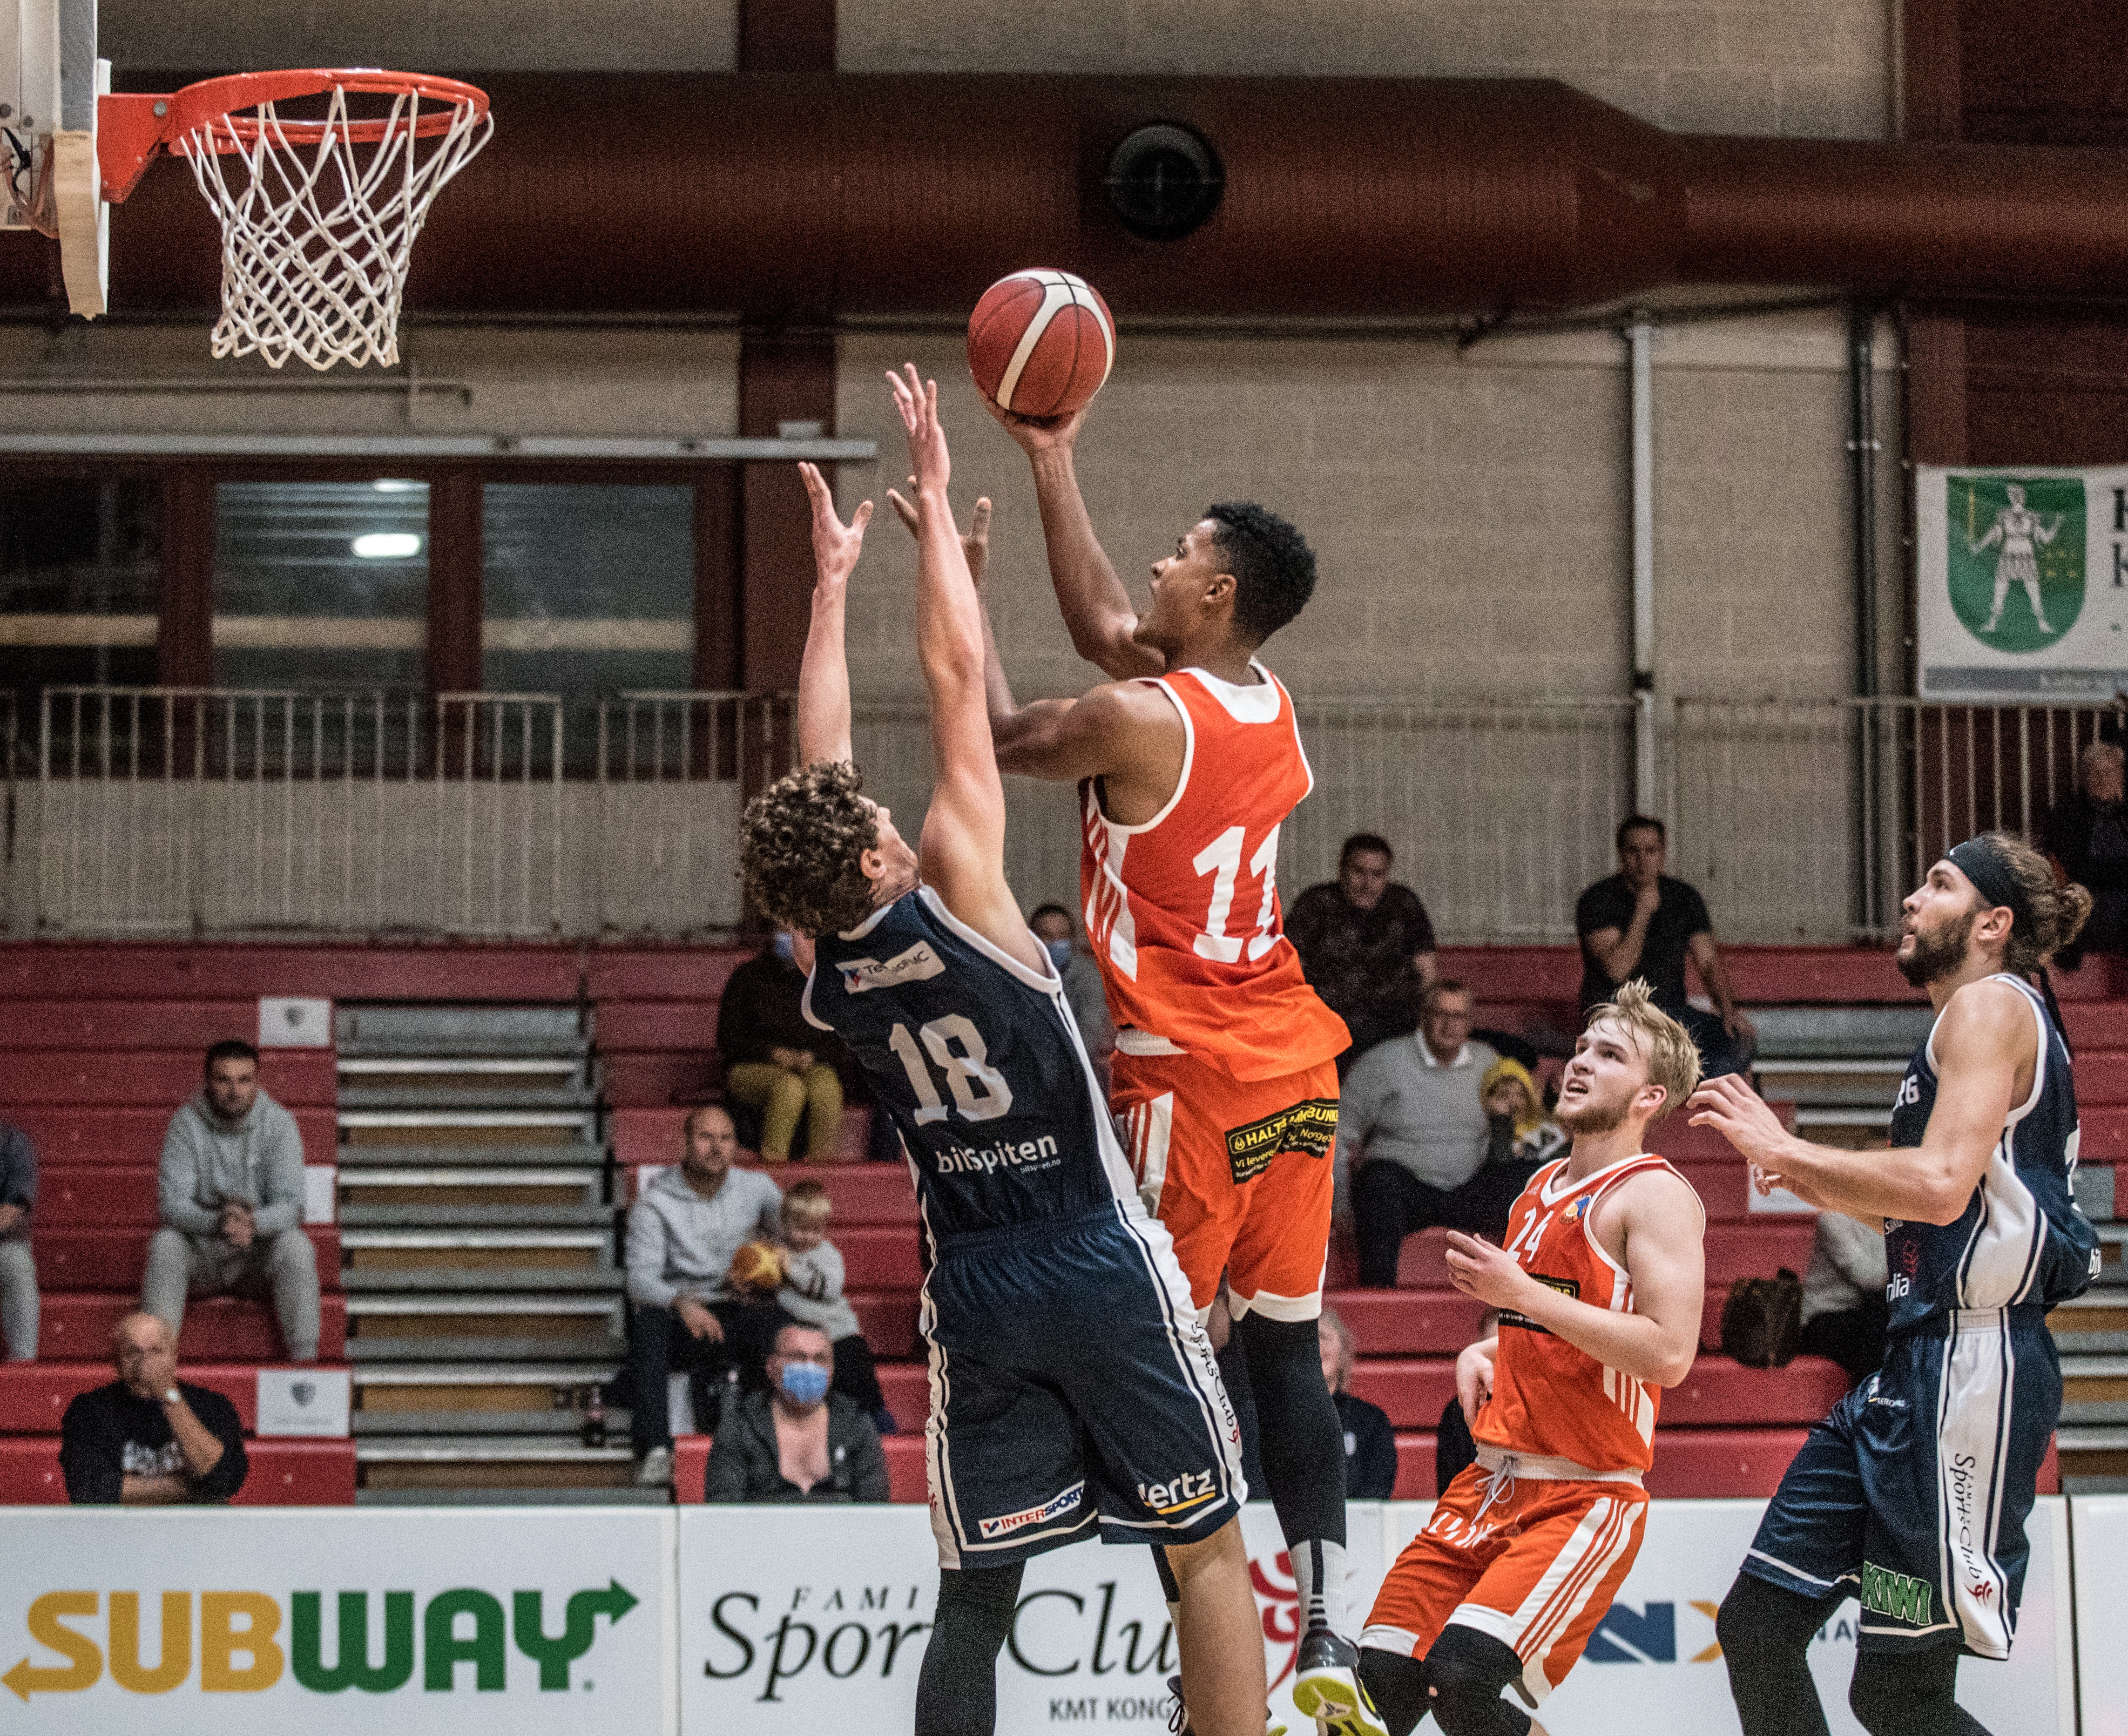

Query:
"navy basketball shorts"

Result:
[[920, 1204, 1248, 1570], [1740, 1306, 2061, 1659]]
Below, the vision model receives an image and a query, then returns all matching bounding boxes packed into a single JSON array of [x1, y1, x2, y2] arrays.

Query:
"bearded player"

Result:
[[1356, 982, 1708, 1736], [747, 370, 1265, 1736], [975, 403, 1364, 1728], [1690, 834, 2099, 1736]]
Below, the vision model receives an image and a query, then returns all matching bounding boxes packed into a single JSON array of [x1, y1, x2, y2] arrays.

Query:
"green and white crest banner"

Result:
[[1917, 465, 2128, 699]]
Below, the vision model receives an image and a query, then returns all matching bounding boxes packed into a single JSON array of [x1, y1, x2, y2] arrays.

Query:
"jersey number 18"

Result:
[[887, 1016, 1015, 1125]]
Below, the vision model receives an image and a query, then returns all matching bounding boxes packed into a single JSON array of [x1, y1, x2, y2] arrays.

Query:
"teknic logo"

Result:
[[3, 1582, 637, 1700]]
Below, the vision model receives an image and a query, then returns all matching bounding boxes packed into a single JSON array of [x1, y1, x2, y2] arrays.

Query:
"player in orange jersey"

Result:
[[969, 402, 1367, 1730], [1355, 982, 1707, 1736]]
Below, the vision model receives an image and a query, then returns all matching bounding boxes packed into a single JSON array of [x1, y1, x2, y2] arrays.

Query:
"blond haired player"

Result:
[[1354, 983, 1707, 1736], [969, 402, 1366, 1728]]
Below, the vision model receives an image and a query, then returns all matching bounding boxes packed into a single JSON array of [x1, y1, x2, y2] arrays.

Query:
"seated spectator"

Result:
[[1340, 981, 1532, 1286], [2043, 739, 2128, 965], [1799, 1209, 1889, 1386], [60, 1312, 247, 1504], [1481, 1057, 1567, 1169], [1030, 903, 1115, 1089], [1435, 1309, 1497, 1495], [718, 930, 846, 1162], [624, 1104, 787, 1485], [775, 1179, 892, 1433], [1577, 815, 1756, 1078], [1319, 1306, 1396, 1499], [1287, 833, 1438, 1072], [0, 1115, 35, 1361], [704, 1321, 891, 1503], [142, 1039, 318, 1362]]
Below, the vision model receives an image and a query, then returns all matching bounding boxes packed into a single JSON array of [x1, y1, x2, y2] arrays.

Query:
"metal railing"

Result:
[[16, 685, 2121, 944]]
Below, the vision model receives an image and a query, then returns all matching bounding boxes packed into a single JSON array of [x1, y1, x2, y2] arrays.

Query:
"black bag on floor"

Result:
[[1721, 1268, 1804, 1368]]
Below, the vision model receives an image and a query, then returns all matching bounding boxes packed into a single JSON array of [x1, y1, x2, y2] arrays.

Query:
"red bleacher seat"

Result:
[[37, 1167, 163, 1225], [0, 999, 266, 1052], [39, 1293, 348, 1361], [1330, 1222, 1816, 1292], [33, 1226, 341, 1292], [0, 1361, 266, 1433], [1349, 1359, 1458, 1427], [0, 1049, 334, 1106], [585, 950, 749, 1004], [1391, 1430, 1444, 1498], [601, 1052, 722, 1107], [0, 1435, 355, 1504], [6, 1105, 337, 1169], [595, 1002, 724, 1052], [729, 1161, 918, 1225], [0, 941, 578, 1004], [1353, 1354, 1848, 1433], [850, 1294, 920, 1359], [1326, 1290, 1492, 1355]]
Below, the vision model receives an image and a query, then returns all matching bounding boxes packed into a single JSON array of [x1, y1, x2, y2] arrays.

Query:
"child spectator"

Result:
[[1480, 1056, 1568, 1168], [775, 1179, 893, 1434]]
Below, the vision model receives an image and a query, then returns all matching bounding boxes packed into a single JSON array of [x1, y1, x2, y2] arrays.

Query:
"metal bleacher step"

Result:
[[2051, 1295, 2128, 1353], [343, 1265, 624, 1293], [336, 1004, 588, 1058], [1754, 1058, 1909, 1105], [354, 1361, 621, 1414], [357, 1487, 669, 1507], [339, 1111, 600, 1149], [340, 1203, 616, 1230], [350, 1334, 627, 1363], [357, 1436, 637, 1464], [336, 1167, 606, 1208], [340, 1228, 614, 1272], [337, 1143, 606, 1168], [2097, 1224, 2128, 1284], [1749, 1007, 1936, 1058], [347, 1293, 626, 1341], [338, 1084, 599, 1111], [354, 1408, 632, 1437]]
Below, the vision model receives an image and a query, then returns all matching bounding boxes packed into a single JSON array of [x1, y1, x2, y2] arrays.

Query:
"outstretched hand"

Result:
[[1685, 1071, 1791, 1169], [1443, 1231, 1533, 1312], [798, 461, 872, 590], [978, 389, 1086, 456], [889, 478, 992, 586], [887, 364, 950, 498]]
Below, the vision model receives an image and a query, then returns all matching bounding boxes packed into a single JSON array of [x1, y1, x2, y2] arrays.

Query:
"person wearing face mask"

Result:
[[718, 929, 850, 1161], [702, 1320, 891, 1503], [1028, 904, 1114, 1089]]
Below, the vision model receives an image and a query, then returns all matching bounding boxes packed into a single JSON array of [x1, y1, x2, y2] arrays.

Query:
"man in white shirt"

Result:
[[623, 1104, 785, 1481], [1337, 981, 1531, 1286]]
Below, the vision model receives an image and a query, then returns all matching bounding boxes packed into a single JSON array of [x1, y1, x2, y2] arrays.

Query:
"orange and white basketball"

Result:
[[727, 1239, 787, 1294], [967, 268, 1117, 418]]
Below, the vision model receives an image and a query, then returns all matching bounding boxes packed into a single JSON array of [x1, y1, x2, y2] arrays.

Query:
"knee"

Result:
[[143, 1227, 188, 1273], [1423, 1627, 1528, 1736], [766, 1072, 807, 1114], [802, 1065, 842, 1107], [1715, 1573, 1811, 1676], [269, 1229, 317, 1278]]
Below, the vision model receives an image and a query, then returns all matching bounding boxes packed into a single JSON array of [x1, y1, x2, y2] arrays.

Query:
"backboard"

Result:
[[0, 0, 106, 316]]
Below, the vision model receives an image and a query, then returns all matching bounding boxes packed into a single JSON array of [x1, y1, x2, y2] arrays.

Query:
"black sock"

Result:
[[1235, 1311, 1346, 1626], [1718, 1572, 1842, 1736], [915, 1563, 1025, 1736], [1848, 1646, 1989, 1736]]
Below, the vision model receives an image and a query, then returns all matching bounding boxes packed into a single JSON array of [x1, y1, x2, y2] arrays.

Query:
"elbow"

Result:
[[1654, 1349, 1697, 1389]]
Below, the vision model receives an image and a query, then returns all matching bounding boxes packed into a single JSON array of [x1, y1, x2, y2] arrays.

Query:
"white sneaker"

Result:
[[635, 1445, 673, 1487]]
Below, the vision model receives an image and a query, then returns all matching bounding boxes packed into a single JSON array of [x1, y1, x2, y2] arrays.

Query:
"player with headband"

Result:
[[1687, 831, 2100, 1736]]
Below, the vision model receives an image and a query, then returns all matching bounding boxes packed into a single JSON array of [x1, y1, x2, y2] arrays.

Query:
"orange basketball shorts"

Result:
[[1362, 1458, 1649, 1708], [1110, 1046, 1339, 1321]]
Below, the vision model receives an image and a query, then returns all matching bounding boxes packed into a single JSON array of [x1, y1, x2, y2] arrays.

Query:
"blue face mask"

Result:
[[778, 1361, 830, 1405], [772, 931, 795, 964], [1044, 939, 1072, 971]]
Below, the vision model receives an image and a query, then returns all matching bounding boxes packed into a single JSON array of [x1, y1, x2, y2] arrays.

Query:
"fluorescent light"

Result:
[[371, 478, 422, 494], [352, 532, 422, 559]]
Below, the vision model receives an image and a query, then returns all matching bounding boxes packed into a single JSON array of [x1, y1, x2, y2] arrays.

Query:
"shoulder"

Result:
[[1662, 876, 1711, 917], [181, 1383, 242, 1427], [60, 1383, 121, 1427], [1577, 876, 1625, 918], [1290, 882, 1340, 914], [1467, 1040, 1499, 1070], [1384, 883, 1429, 916], [1610, 1163, 1706, 1231], [1079, 679, 1179, 732], [738, 1168, 785, 1207], [1937, 975, 2041, 1053], [1343, 1040, 1404, 1089], [1336, 1389, 1391, 1430]]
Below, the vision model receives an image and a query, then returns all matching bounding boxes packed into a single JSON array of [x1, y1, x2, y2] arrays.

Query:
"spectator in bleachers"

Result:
[[775, 1178, 893, 1433], [1798, 1209, 1889, 1386], [141, 1039, 319, 1363], [1318, 1306, 1396, 1499], [1029, 903, 1115, 1087], [1481, 1057, 1568, 1169], [1340, 981, 1531, 1286], [1288, 833, 1439, 1072], [2043, 739, 2128, 964], [624, 1103, 786, 1485], [703, 1320, 891, 1503], [60, 1312, 247, 1504], [1577, 815, 1756, 1078], [718, 930, 846, 1162], [0, 1116, 35, 1361]]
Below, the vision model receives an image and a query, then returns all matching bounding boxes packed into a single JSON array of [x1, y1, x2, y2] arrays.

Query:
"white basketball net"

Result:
[[179, 83, 492, 371]]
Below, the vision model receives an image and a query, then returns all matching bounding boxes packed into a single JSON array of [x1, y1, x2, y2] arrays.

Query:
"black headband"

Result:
[[1948, 837, 2032, 937]]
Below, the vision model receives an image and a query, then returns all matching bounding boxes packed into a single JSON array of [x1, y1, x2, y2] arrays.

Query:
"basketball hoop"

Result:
[[98, 69, 493, 370]]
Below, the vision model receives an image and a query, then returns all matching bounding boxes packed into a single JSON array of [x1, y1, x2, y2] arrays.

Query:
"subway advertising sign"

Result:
[[0, 1509, 673, 1733]]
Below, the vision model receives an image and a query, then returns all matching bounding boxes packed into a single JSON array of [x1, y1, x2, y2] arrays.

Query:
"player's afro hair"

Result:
[[1206, 502, 1318, 645], [740, 759, 881, 938]]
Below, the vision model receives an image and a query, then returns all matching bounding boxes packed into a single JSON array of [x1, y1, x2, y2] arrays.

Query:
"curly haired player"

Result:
[[740, 368, 1266, 1736], [1690, 834, 2100, 1736], [1356, 982, 1708, 1736]]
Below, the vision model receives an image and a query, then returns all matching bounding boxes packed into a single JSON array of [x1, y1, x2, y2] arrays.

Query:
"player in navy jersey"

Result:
[[738, 366, 1266, 1736], [1685, 832, 2099, 1736]]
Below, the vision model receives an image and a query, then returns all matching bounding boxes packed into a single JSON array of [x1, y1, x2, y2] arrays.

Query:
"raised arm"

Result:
[[888, 366, 1045, 971], [1686, 977, 2031, 1226], [794, 462, 873, 768], [984, 402, 1164, 680]]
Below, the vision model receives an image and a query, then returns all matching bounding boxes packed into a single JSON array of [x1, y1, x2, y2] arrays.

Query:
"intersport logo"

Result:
[[3, 1581, 637, 1701]]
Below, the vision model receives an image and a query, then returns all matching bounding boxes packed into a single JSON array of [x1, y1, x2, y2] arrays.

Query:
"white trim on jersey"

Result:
[[1926, 1307, 2020, 1659], [1953, 976, 2051, 1313], [1096, 679, 1197, 838], [1448, 1493, 1645, 1705], [1123, 1091, 1176, 1220], [917, 884, 1061, 995], [1179, 660, 1285, 725]]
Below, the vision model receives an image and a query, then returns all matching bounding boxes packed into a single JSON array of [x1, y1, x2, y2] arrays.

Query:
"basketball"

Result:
[[726, 1239, 787, 1294], [967, 268, 1117, 418]]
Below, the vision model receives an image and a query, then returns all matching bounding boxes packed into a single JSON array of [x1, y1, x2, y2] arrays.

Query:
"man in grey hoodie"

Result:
[[141, 1039, 319, 1362]]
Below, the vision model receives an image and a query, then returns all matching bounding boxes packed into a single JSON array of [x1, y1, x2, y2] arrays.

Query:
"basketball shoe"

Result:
[[1290, 1628, 1389, 1736]]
